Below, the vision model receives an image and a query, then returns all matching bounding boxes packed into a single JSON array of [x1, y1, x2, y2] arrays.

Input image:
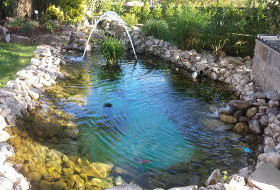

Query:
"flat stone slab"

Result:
[[248, 161, 280, 190]]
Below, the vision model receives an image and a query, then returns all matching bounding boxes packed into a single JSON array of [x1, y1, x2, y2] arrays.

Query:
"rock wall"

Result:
[[252, 39, 280, 96]]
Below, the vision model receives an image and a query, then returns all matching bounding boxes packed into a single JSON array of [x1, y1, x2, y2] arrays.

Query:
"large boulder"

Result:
[[33, 34, 63, 49], [10, 34, 31, 45]]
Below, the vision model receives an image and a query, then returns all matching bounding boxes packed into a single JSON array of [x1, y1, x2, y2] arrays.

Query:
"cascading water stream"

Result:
[[82, 11, 138, 61]]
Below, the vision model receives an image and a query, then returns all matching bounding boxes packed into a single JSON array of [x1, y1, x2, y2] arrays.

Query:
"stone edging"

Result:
[[0, 45, 65, 190]]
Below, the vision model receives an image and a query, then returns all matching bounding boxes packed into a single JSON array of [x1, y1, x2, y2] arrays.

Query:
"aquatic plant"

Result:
[[99, 36, 124, 66]]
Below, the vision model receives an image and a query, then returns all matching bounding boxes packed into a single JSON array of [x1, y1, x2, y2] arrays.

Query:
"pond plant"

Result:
[[99, 36, 124, 66]]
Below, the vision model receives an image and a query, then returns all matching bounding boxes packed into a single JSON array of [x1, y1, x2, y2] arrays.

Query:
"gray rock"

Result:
[[0, 26, 8, 35], [260, 115, 269, 126], [168, 186, 198, 190], [73, 31, 86, 39], [206, 170, 221, 186], [229, 100, 250, 110], [10, 34, 31, 45], [249, 119, 261, 134], [238, 167, 254, 178], [246, 107, 258, 118], [265, 90, 280, 101], [266, 152, 280, 169], [266, 107, 279, 115], [248, 161, 280, 190], [0, 177, 13, 190], [106, 184, 142, 190]]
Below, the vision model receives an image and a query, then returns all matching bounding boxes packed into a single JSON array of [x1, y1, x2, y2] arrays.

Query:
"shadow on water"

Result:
[[6, 53, 259, 190]]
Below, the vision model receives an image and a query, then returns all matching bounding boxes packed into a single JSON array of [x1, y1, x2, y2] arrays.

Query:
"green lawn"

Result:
[[0, 43, 36, 87]]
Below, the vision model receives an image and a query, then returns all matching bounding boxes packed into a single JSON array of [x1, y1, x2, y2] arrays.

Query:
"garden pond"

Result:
[[7, 53, 254, 189]]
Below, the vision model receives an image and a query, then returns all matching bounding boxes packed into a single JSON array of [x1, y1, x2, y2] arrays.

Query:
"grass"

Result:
[[0, 43, 36, 87]]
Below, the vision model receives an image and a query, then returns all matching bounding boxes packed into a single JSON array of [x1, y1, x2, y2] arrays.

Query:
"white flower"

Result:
[[34, 10, 39, 14]]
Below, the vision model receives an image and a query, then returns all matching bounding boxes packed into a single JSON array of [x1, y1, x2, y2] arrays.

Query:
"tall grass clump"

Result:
[[141, 19, 171, 41], [99, 36, 124, 66], [168, 7, 210, 50]]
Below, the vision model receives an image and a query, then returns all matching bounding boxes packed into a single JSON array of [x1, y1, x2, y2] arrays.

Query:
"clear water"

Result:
[[51, 54, 250, 188]]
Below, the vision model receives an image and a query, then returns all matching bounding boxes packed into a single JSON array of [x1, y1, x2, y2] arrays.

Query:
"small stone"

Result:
[[233, 122, 249, 134], [229, 100, 250, 110], [0, 131, 10, 142], [206, 170, 221, 186], [265, 90, 280, 101], [239, 116, 248, 123], [220, 114, 237, 124], [266, 152, 280, 169], [268, 100, 280, 108], [246, 107, 258, 118], [249, 119, 261, 134], [0, 177, 13, 189], [260, 115, 269, 126]]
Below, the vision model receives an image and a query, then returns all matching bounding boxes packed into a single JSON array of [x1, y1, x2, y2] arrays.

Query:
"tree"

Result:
[[13, 0, 32, 19]]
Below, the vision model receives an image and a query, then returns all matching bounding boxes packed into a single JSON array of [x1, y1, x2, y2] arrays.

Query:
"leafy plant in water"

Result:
[[99, 36, 124, 66]]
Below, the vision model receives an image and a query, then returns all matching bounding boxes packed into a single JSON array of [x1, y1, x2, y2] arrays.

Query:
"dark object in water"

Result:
[[104, 103, 112, 107]]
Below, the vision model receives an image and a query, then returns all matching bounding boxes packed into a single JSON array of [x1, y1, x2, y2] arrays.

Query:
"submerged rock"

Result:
[[220, 114, 237, 124]]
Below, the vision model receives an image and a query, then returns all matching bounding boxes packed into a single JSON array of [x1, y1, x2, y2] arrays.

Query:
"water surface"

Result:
[[49, 54, 250, 188]]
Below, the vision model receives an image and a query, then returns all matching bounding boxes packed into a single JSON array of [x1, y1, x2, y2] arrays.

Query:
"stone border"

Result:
[[0, 45, 65, 190]]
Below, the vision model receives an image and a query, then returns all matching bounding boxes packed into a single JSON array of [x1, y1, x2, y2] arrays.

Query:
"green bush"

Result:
[[27, 19, 40, 27], [20, 23, 33, 35], [44, 20, 56, 31], [60, 0, 86, 24], [113, 3, 124, 15], [121, 13, 138, 27], [175, 3, 183, 16], [42, 5, 64, 21], [266, 0, 280, 32], [165, 3, 176, 17], [99, 36, 124, 65], [142, 19, 171, 41], [152, 4, 162, 19], [141, 2, 151, 21], [168, 7, 210, 50], [7, 18, 24, 27]]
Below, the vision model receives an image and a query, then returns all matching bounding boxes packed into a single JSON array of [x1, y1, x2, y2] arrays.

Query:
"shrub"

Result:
[[165, 3, 176, 17], [141, 2, 151, 21], [113, 3, 124, 15], [101, 1, 112, 13], [60, 0, 86, 24], [152, 4, 162, 19], [20, 23, 33, 35], [167, 7, 210, 50], [121, 13, 138, 27], [266, 0, 280, 32], [42, 5, 64, 21], [99, 36, 124, 65], [44, 20, 56, 31], [26, 19, 40, 27], [142, 19, 171, 41], [7, 18, 24, 27], [175, 3, 183, 16]]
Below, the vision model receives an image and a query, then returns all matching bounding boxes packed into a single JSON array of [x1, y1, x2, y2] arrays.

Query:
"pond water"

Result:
[[45, 54, 250, 188], [12, 54, 252, 189]]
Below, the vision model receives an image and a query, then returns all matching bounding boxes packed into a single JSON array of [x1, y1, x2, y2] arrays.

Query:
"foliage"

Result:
[[60, 0, 86, 24], [26, 19, 40, 27], [121, 13, 138, 27], [0, 43, 35, 87], [19, 23, 33, 35], [152, 4, 162, 19], [175, 3, 183, 16], [44, 20, 57, 31], [165, 3, 176, 17], [266, 0, 280, 32], [141, 2, 151, 21], [141, 19, 171, 41], [99, 36, 124, 65], [42, 5, 64, 21], [113, 3, 124, 15], [7, 18, 24, 27], [168, 7, 210, 50], [0, 0, 13, 18]]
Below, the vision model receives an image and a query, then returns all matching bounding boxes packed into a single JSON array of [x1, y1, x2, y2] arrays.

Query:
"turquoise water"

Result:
[[57, 55, 250, 188]]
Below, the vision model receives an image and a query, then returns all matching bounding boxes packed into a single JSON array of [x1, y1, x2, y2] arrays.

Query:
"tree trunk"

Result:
[[13, 0, 32, 19]]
